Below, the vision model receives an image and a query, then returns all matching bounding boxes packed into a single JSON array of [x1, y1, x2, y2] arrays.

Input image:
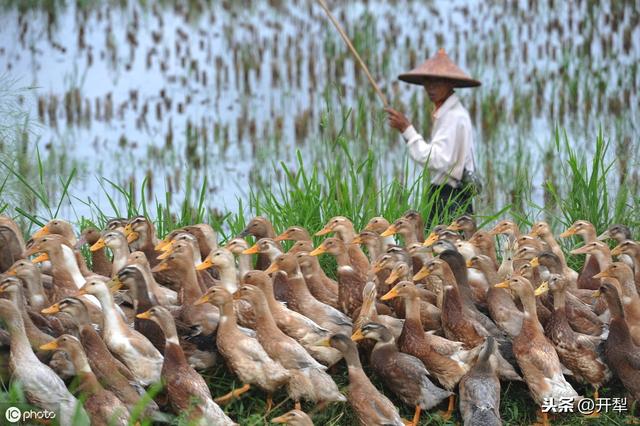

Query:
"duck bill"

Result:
[[412, 267, 429, 281], [90, 238, 106, 252], [529, 257, 540, 267], [5, 268, 17, 276], [380, 225, 397, 237], [314, 226, 333, 236], [494, 281, 510, 289], [559, 228, 576, 238], [41, 303, 61, 315], [31, 253, 50, 264], [108, 278, 124, 293], [136, 310, 152, 320], [385, 271, 400, 285], [611, 246, 623, 257], [592, 290, 601, 298], [380, 287, 399, 301], [23, 245, 41, 257], [372, 263, 383, 274], [534, 281, 549, 297], [154, 239, 171, 251], [351, 236, 363, 245], [271, 414, 292, 424], [314, 337, 331, 347], [351, 329, 366, 342], [570, 246, 588, 255], [593, 271, 609, 279], [242, 244, 260, 255], [157, 250, 173, 260], [447, 222, 462, 231], [264, 263, 280, 274], [32, 225, 50, 239], [528, 230, 539, 238], [596, 230, 611, 241], [151, 262, 170, 273], [273, 233, 289, 242], [193, 294, 209, 306], [39, 340, 59, 351], [195, 259, 213, 271], [423, 232, 438, 247], [465, 259, 473, 268], [126, 231, 139, 243], [76, 287, 88, 297], [309, 246, 326, 257]]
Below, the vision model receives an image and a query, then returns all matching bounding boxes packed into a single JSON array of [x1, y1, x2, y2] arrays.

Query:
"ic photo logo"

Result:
[[2, 404, 57, 424], [4, 406, 21, 423]]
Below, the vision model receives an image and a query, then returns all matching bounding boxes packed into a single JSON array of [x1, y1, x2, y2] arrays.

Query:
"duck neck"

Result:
[[364, 242, 379, 263], [380, 235, 395, 251], [110, 244, 129, 275], [342, 346, 362, 370], [23, 273, 47, 310], [403, 295, 423, 329], [77, 371, 103, 396], [592, 250, 611, 271], [159, 317, 180, 346], [552, 288, 567, 311], [247, 295, 279, 333], [59, 245, 86, 287], [217, 264, 238, 294], [218, 300, 237, 331], [400, 230, 417, 245], [236, 254, 252, 279], [96, 290, 129, 336], [476, 262, 499, 285], [333, 250, 351, 267], [519, 291, 542, 333], [6, 317, 33, 359], [182, 265, 203, 304], [336, 226, 356, 244]]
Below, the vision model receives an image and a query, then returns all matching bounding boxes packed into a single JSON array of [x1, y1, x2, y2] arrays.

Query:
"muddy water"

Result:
[[0, 0, 638, 219]]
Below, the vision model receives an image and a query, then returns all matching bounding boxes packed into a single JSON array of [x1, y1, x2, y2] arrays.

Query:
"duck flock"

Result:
[[0, 212, 638, 425]]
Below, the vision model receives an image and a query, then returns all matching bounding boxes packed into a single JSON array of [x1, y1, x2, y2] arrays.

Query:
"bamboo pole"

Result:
[[316, 0, 389, 107]]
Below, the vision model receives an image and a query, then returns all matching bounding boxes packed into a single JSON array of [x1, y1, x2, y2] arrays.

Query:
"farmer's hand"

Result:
[[385, 107, 411, 133]]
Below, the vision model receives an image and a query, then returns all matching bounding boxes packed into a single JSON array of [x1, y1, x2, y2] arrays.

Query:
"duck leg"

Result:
[[439, 395, 455, 420], [411, 405, 421, 425], [214, 383, 251, 405], [266, 393, 274, 413], [294, 401, 301, 410], [534, 409, 550, 426], [585, 387, 600, 417]]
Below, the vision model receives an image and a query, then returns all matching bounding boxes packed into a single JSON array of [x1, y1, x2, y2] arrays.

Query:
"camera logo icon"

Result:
[[5, 406, 21, 423]]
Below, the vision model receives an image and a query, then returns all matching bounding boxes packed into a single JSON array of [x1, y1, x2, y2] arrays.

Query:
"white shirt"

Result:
[[402, 94, 476, 187]]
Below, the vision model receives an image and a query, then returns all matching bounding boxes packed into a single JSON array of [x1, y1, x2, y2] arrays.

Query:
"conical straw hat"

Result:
[[398, 48, 481, 88]]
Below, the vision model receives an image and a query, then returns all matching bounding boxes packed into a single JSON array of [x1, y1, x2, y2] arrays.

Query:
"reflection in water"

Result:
[[0, 0, 638, 218]]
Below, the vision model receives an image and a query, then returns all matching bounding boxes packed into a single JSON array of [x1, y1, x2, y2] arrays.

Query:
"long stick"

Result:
[[316, 0, 388, 107]]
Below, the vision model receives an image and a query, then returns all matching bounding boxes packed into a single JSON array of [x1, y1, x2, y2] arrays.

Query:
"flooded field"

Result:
[[0, 0, 638, 220]]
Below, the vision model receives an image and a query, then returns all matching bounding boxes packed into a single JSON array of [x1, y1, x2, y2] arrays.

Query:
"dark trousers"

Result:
[[427, 183, 474, 225]]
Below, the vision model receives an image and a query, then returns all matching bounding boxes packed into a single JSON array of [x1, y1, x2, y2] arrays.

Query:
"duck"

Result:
[[594, 262, 640, 345], [467, 255, 522, 337], [352, 322, 451, 425], [183, 223, 219, 260], [310, 237, 366, 316], [40, 297, 145, 409], [91, 230, 130, 276], [351, 231, 384, 263], [0, 215, 26, 273], [560, 221, 601, 290], [363, 216, 396, 252], [274, 226, 312, 243], [467, 231, 499, 268], [266, 252, 352, 336], [271, 409, 314, 425], [495, 276, 579, 425], [105, 218, 128, 233], [598, 281, 640, 402], [320, 334, 403, 426], [293, 250, 340, 308], [597, 223, 632, 244], [353, 282, 404, 339], [381, 217, 422, 245], [124, 215, 160, 266], [115, 265, 166, 351], [423, 224, 449, 247], [534, 275, 610, 404], [315, 216, 369, 277], [241, 271, 341, 367], [32, 218, 77, 246], [235, 284, 345, 408], [156, 239, 214, 293], [77, 227, 112, 276], [126, 251, 178, 306], [530, 222, 578, 282], [448, 214, 477, 240], [153, 252, 219, 336], [458, 336, 501, 426], [414, 257, 521, 381], [239, 216, 282, 270], [611, 240, 640, 286], [488, 220, 521, 242], [0, 299, 89, 424], [6, 259, 49, 310], [195, 286, 290, 411], [381, 281, 480, 419], [40, 335, 130, 426], [78, 278, 163, 386], [225, 238, 253, 280], [136, 306, 235, 425], [243, 237, 288, 300]]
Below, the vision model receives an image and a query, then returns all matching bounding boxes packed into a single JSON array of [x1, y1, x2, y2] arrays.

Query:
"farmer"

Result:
[[385, 48, 480, 217]]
